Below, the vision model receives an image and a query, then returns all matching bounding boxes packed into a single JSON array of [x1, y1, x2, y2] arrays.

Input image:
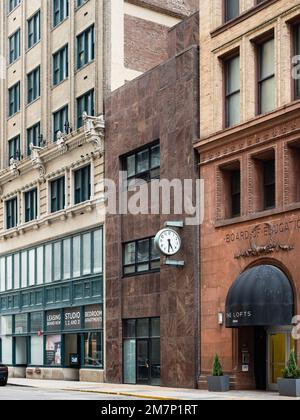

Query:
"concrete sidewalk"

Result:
[[6, 378, 299, 400]]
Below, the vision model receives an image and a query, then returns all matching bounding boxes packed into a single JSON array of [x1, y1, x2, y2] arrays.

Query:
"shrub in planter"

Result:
[[207, 355, 230, 393], [278, 350, 300, 398]]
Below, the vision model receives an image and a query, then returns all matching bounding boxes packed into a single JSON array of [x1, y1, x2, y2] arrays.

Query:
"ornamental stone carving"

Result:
[[31, 145, 46, 179], [9, 158, 20, 176], [83, 112, 105, 153], [56, 131, 69, 153]]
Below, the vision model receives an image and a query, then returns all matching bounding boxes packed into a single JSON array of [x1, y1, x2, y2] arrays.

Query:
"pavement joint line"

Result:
[[62, 388, 178, 400]]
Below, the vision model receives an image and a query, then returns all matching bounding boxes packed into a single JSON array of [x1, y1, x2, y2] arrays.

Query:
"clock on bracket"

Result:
[[154, 228, 182, 257]]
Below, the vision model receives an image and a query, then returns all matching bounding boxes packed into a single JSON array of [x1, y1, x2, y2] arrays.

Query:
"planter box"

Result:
[[278, 378, 300, 398], [207, 375, 230, 392]]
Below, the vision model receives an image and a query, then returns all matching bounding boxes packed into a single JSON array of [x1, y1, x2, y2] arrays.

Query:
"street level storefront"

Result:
[[0, 227, 104, 382], [195, 107, 300, 391]]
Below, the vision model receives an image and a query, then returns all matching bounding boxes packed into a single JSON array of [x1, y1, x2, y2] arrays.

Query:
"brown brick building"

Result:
[[196, 0, 300, 391], [105, 13, 200, 388]]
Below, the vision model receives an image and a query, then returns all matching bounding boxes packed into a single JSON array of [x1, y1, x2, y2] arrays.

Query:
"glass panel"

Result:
[[73, 236, 81, 278], [15, 337, 27, 365], [84, 332, 103, 367], [124, 339, 136, 384], [151, 318, 160, 338], [6, 256, 12, 291], [93, 229, 103, 274], [36, 247, 44, 285], [137, 149, 149, 174], [63, 239, 71, 280], [260, 38, 275, 79], [0, 258, 5, 292], [15, 314, 28, 334], [45, 244, 52, 284], [137, 240, 149, 272], [29, 249, 35, 286], [45, 335, 62, 366], [124, 320, 136, 339], [30, 336, 43, 366], [226, 56, 240, 95], [21, 252, 27, 288], [54, 242, 61, 281], [14, 253, 20, 290], [227, 91, 240, 127], [137, 319, 149, 338], [1, 316, 13, 335], [127, 155, 136, 178], [64, 334, 78, 366], [124, 243, 136, 266], [1, 337, 13, 365], [260, 77, 275, 114], [30, 312, 43, 333], [150, 338, 161, 386], [137, 340, 150, 383], [83, 233, 91, 275], [151, 145, 160, 169]]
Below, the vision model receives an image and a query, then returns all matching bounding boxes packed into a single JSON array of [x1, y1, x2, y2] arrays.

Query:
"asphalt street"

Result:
[[0, 385, 141, 400]]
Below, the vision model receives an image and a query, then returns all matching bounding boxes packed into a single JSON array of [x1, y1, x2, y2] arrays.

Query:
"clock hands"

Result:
[[168, 239, 174, 253]]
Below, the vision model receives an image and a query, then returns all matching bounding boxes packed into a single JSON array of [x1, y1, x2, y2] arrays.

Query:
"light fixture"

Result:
[[218, 312, 224, 326]]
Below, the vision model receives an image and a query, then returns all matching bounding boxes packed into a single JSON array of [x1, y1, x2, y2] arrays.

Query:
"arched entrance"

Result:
[[226, 265, 295, 391]]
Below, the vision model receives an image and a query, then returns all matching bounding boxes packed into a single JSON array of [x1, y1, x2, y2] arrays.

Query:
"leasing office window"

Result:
[[24, 189, 38, 223], [27, 67, 40, 104], [77, 25, 95, 70], [74, 165, 91, 204], [123, 238, 160, 276], [225, 55, 240, 127], [50, 177, 65, 213], [9, 29, 20, 64], [9, 82, 20, 117], [53, 0, 69, 27], [27, 122, 40, 156], [258, 37, 275, 115], [77, 90, 94, 128], [53, 45, 68, 85], [224, 0, 239, 22], [8, 135, 20, 164], [28, 11, 40, 49], [6, 198, 18, 230], [123, 143, 160, 182], [53, 105, 68, 141]]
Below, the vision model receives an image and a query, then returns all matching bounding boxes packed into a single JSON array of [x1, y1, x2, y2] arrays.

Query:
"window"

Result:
[[123, 142, 160, 182], [8, 82, 20, 117], [230, 170, 241, 218], [77, 90, 94, 128], [9, 0, 21, 13], [53, 44, 68, 85], [28, 11, 40, 49], [53, 0, 69, 27], [27, 122, 41, 156], [8, 135, 20, 164], [76, 0, 87, 7], [9, 29, 20, 64], [50, 177, 65, 213], [123, 238, 160, 276], [258, 37, 275, 115], [53, 105, 68, 141], [24, 189, 38, 222], [6, 197, 18, 230], [225, 55, 240, 127], [224, 0, 239, 22], [74, 165, 91, 204], [263, 160, 275, 210], [84, 332, 103, 368], [77, 25, 95, 69], [294, 24, 300, 100], [27, 66, 40, 104]]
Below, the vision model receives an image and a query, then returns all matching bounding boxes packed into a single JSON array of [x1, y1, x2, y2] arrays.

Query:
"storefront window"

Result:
[[1, 337, 13, 365], [93, 229, 103, 274], [29, 249, 35, 287], [45, 244, 52, 284], [45, 335, 62, 366], [1, 316, 13, 335], [54, 242, 62, 281], [14, 253, 20, 289], [31, 336, 43, 366], [73, 236, 81, 278], [84, 332, 103, 368], [63, 239, 71, 280], [15, 337, 27, 365], [7, 256, 12, 291], [36, 247, 44, 285], [21, 251, 27, 288], [30, 312, 43, 333], [83, 233, 91, 275], [15, 314, 28, 335]]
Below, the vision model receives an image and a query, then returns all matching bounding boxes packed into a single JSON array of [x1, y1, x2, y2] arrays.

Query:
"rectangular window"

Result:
[[8, 82, 20, 117], [24, 188, 38, 222], [224, 0, 239, 22], [8, 135, 20, 165], [225, 55, 240, 127], [53, 44, 68, 85], [27, 122, 40, 156], [74, 165, 91, 204], [53, 0, 69, 27], [9, 0, 21, 13], [263, 159, 276, 210], [50, 177, 65, 213], [123, 142, 160, 183], [123, 237, 160, 276], [230, 170, 241, 218], [84, 332, 103, 368], [294, 24, 300, 100], [27, 66, 40, 104], [77, 89, 94, 128], [6, 197, 18, 230], [258, 37, 275, 115], [9, 29, 20, 64], [77, 25, 95, 70], [53, 105, 68, 141], [28, 11, 40, 49]]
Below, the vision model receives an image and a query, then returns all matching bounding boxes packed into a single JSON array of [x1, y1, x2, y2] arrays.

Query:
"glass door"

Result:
[[268, 330, 294, 391], [137, 339, 150, 384]]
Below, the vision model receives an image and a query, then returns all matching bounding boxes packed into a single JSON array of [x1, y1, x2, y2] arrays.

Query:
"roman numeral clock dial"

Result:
[[154, 228, 182, 257]]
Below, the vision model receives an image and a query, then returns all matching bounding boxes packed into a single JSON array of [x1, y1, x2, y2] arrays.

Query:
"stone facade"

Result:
[[196, 0, 300, 390], [105, 13, 199, 388]]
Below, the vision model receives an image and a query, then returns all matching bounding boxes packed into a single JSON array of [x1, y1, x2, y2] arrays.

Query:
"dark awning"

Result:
[[225, 265, 294, 328]]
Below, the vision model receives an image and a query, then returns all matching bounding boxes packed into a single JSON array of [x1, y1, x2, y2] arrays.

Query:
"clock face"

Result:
[[155, 229, 181, 257]]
